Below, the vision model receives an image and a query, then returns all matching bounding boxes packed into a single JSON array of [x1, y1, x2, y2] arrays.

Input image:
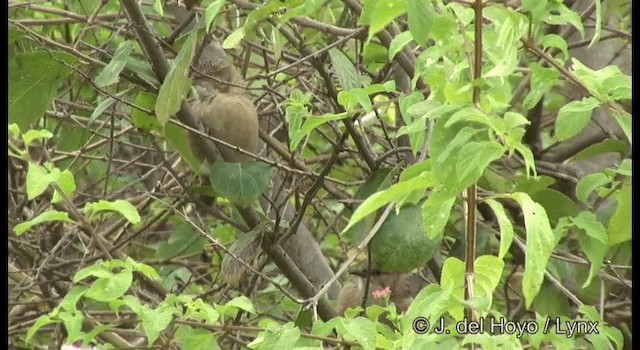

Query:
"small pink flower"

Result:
[[372, 286, 391, 299]]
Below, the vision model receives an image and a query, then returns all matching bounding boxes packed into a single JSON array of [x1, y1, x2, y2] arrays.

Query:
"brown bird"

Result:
[[188, 41, 260, 165]]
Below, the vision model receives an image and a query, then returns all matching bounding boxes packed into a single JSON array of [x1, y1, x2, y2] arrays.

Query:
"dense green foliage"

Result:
[[9, 0, 630, 349]]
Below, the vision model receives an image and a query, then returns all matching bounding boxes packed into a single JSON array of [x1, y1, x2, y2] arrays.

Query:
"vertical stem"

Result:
[[465, 0, 483, 322]]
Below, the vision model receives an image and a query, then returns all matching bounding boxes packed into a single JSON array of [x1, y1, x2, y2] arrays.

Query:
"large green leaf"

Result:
[[176, 326, 220, 350], [529, 188, 578, 225], [569, 139, 628, 162], [13, 210, 75, 236], [407, 0, 435, 48], [141, 303, 175, 344], [554, 97, 600, 141], [509, 193, 555, 308], [85, 268, 133, 302], [94, 41, 134, 87], [155, 30, 197, 125], [248, 322, 302, 350], [484, 199, 514, 259], [328, 48, 363, 91], [575, 172, 611, 205], [523, 62, 559, 109], [208, 161, 273, 207], [343, 168, 397, 244], [9, 51, 74, 129], [389, 31, 414, 61], [608, 179, 631, 244], [341, 171, 434, 234], [421, 187, 456, 239], [402, 284, 454, 332], [83, 199, 141, 224], [440, 256, 504, 321], [360, 0, 408, 41], [455, 141, 505, 190]]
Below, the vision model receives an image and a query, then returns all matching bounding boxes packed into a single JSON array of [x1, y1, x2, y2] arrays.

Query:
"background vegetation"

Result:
[[8, 0, 631, 349]]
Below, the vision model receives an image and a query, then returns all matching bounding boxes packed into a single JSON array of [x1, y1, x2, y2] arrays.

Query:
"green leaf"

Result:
[[165, 122, 200, 172], [157, 222, 205, 259], [26, 314, 56, 342], [341, 171, 434, 234], [473, 255, 505, 308], [85, 268, 133, 302], [509, 193, 555, 308], [515, 143, 537, 177], [577, 233, 607, 289], [403, 279, 453, 328], [421, 187, 456, 239], [439, 256, 504, 321], [94, 41, 134, 87], [523, 62, 560, 110], [523, 0, 548, 21], [153, 0, 164, 16], [328, 48, 362, 91], [208, 161, 273, 206], [225, 296, 255, 314], [612, 113, 631, 143], [132, 92, 161, 131], [455, 141, 505, 189], [343, 317, 376, 350], [462, 333, 522, 349], [222, 27, 245, 49], [131, 261, 161, 281], [434, 126, 480, 167], [51, 169, 76, 204], [248, 322, 301, 350], [407, 0, 435, 48], [89, 96, 117, 123], [9, 51, 74, 129], [9, 124, 20, 138], [14, 210, 75, 235], [389, 31, 413, 61], [176, 325, 220, 350], [26, 163, 58, 200], [588, 0, 602, 47], [544, 3, 584, 39], [83, 199, 141, 224], [573, 211, 608, 245], [343, 168, 398, 244], [569, 139, 628, 162], [205, 0, 226, 32], [125, 55, 159, 86], [59, 286, 88, 313], [290, 112, 349, 151], [432, 125, 481, 186], [361, 0, 407, 41], [58, 311, 84, 343], [571, 59, 630, 101], [142, 303, 175, 344], [608, 179, 630, 244], [541, 34, 569, 61], [155, 30, 197, 125], [555, 97, 600, 141], [74, 264, 110, 282], [575, 172, 610, 204], [614, 159, 631, 177], [22, 129, 53, 147], [484, 199, 514, 259], [529, 188, 578, 225]]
